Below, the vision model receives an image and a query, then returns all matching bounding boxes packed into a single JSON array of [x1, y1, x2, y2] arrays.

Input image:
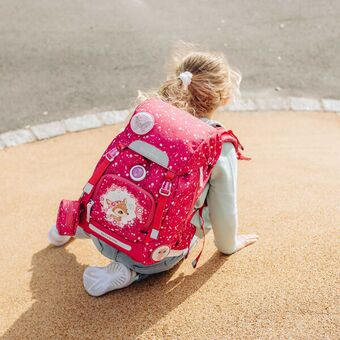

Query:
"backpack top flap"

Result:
[[115, 98, 225, 175]]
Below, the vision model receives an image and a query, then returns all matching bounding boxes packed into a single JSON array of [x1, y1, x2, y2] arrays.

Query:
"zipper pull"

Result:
[[86, 200, 94, 222]]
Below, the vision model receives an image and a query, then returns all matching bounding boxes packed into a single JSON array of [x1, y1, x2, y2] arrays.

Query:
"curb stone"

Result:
[[224, 98, 257, 111], [31, 121, 66, 140], [321, 99, 340, 112], [64, 114, 102, 132], [97, 110, 130, 125], [0, 96, 339, 151], [289, 97, 322, 111], [1, 129, 36, 147], [254, 97, 290, 111]]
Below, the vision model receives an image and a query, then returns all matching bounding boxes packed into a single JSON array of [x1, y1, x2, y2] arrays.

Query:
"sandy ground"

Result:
[[0, 111, 339, 339]]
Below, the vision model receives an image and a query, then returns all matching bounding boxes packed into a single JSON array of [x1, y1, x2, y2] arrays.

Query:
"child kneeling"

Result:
[[49, 47, 258, 296]]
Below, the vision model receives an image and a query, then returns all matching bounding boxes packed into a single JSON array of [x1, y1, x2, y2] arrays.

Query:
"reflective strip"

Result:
[[168, 248, 187, 257], [129, 140, 169, 168], [89, 224, 132, 251], [167, 236, 198, 258], [83, 182, 94, 194], [199, 166, 204, 188]]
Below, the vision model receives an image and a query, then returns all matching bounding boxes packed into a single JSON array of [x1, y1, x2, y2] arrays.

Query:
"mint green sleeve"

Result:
[[207, 142, 238, 254]]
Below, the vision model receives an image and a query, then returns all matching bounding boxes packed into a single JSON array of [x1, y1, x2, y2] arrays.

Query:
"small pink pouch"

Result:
[[56, 200, 80, 236]]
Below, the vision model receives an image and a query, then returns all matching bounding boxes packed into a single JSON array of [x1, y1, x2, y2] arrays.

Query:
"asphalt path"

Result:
[[0, 0, 339, 132]]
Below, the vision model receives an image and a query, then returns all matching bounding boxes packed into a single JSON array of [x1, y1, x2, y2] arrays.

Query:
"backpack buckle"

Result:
[[105, 147, 119, 162], [159, 181, 172, 196], [83, 182, 94, 194]]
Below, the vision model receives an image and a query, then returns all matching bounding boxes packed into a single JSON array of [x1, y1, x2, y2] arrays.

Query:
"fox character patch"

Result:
[[100, 184, 143, 227]]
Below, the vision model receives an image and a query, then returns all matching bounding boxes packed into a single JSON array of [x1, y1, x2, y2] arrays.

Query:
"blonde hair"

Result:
[[138, 42, 241, 118]]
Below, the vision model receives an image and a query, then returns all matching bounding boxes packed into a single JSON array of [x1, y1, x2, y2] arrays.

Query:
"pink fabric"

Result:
[[91, 174, 155, 242], [56, 200, 80, 236], [70, 99, 234, 265]]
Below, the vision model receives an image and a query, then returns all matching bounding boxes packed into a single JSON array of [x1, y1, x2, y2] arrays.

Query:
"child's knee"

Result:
[[74, 226, 89, 239]]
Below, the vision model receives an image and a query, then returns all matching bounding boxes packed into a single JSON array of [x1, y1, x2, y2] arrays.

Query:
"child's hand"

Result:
[[235, 234, 259, 253]]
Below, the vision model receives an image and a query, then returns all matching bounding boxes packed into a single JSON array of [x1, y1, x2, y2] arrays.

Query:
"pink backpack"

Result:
[[56, 99, 249, 266]]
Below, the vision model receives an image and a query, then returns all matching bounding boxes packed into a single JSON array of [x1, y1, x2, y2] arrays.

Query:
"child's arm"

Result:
[[207, 142, 258, 254]]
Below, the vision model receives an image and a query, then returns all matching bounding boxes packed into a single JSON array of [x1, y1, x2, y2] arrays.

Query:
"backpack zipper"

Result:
[[86, 199, 94, 222], [199, 166, 204, 188]]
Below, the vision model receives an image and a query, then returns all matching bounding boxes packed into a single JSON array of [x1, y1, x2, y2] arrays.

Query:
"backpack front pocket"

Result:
[[90, 174, 155, 243]]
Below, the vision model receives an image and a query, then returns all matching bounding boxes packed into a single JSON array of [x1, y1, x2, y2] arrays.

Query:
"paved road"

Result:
[[1, 0, 339, 132]]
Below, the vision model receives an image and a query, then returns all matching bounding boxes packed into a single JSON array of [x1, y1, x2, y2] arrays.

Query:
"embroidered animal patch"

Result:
[[100, 184, 143, 228]]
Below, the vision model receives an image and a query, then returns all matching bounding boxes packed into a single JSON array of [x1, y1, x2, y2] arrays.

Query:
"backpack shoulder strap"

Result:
[[200, 117, 225, 128], [200, 118, 251, 161], [81, 143, 126, 205], [217, 128, 251, 161], [145, 170, 176, 241]]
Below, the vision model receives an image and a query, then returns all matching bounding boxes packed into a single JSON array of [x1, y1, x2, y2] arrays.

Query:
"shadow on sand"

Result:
[[3, 244, 229, 339]]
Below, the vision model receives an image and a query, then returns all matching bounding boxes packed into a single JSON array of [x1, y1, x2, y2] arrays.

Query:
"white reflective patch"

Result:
[[129, 140, 169, 168], [89, 224, 131, 251], [168, 248, 187, 257], [130, 111, 154, 135]]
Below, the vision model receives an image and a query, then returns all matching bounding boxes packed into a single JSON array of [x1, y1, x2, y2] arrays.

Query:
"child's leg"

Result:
[[82, 255, 183, 297], [83, 261, 137, 297], [125, 234, 199, 281], [116, 251, 185, 278], [83, 235, 199, 296], [48, 225, 89, 246], [74, 226, 90, 239], [48, 224, 71, 246]]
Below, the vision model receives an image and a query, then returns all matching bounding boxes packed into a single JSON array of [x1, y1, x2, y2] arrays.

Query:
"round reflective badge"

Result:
[[151, 245, 170, 262], [130, 165, 146, 181], [130, 111, 154, 135]]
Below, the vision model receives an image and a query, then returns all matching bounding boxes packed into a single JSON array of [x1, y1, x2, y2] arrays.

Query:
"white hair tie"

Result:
[[178, 71, 193, 88]]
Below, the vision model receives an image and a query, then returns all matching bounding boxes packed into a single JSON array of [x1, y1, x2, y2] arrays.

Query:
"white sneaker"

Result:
[[83, 261, 137, 297], [48, 224, 71, 247]]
